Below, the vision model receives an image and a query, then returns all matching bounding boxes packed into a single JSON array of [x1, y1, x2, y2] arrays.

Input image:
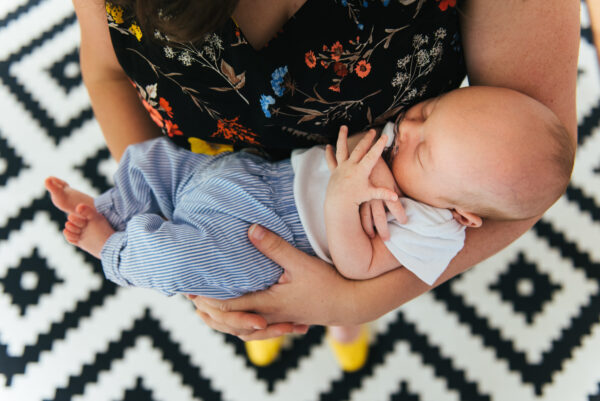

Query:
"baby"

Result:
[[45, 86, 574, 298]]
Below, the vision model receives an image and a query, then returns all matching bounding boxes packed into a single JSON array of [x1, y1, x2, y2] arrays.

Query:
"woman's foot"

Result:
[[245, 337, 284, 367], [45, 176, 94, 214], [63, 204, 115, 259], [327, 325, 369, 372]]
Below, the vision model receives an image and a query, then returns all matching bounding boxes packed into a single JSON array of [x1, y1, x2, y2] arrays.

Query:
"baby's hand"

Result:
[[325, 126, 398, 208]]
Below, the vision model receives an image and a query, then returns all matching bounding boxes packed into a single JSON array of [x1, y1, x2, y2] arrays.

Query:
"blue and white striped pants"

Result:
[[96, 138, 314, 298]]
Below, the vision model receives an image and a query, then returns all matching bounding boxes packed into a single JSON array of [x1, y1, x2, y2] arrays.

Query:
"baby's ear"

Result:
[[451, 209, 482, 228]]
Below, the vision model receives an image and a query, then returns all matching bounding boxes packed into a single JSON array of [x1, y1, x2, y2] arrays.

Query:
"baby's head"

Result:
[[388, 86, 575, 226]]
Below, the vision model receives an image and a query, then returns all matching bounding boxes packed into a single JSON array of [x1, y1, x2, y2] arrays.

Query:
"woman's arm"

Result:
[[74, 0, 161, 161], [460, 0, 579, 138], [190, 0, 580, 338]]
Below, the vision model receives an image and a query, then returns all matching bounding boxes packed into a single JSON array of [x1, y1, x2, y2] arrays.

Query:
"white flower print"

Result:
[[435, 28, 447, 40], [416, 49, 430, 67], [145, 83, 158, 99], [163, 46, 175, 59], [178, 51, 193, 66], [397, 55, 410, 69], [376, 29, 447, 123]]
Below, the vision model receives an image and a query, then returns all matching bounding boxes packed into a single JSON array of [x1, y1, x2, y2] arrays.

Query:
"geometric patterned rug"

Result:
[[1, 1, 599, 400]]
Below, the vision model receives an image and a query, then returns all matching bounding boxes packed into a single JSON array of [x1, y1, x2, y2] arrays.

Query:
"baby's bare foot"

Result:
[[45, 177, 94, 214], [64, 204, 115, 259]]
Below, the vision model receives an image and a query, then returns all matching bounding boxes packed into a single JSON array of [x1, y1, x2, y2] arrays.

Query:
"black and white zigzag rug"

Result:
[[1, 1, 599, 400]]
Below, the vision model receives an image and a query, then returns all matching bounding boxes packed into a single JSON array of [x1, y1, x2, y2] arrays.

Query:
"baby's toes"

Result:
[[75, 203, 97, 220], [65, 221, 82, 235], [44, 176, 67, 193], [68, 213, 87, 229], [63, 227, 80, 245]]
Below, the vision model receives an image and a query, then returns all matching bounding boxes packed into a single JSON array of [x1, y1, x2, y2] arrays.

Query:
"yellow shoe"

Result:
[[245, 337, 284, 367], [327, 325, 369, 372]]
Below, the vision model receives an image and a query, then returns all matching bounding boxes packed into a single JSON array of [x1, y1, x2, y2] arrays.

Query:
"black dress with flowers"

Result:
[[106, 0, 465, 159]]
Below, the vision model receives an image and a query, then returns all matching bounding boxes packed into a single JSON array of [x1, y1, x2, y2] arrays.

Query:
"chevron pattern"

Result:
[[1, 1, 599, 400]]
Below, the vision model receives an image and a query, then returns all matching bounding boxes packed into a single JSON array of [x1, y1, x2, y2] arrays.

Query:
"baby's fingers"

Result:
[[335, 126, 349, 162], [368, 186, 399, 203], [385, 198, 408, 224], [358, 134, 388, 172], [370, 200, 390, 241], [348, 129, 377, 162], [360, 202, 375, 238], [325, 145, 338, 171]]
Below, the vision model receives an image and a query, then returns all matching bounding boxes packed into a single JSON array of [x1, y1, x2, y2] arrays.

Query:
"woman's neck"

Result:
[[231, 0, 307, 50]]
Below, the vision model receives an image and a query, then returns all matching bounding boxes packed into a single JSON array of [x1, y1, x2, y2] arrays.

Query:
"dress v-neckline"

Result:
[[231, 0, 313, 52]]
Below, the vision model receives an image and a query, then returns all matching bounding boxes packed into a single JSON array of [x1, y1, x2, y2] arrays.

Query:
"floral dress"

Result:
[[106, 0, 465, 159]]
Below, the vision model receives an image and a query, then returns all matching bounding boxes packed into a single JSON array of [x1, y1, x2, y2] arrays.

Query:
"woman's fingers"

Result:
[[238, 323, 307, 342], [189, 294, 267, 331], [247, 224, 315, 275], [188, 293, 304, 340]]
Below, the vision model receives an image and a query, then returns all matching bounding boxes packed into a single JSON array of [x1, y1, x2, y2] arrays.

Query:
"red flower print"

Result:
[[328, 84, 340, 93], [164, 119, 183, 137], [212, 117, 260, 145], [330, 41, 343, 61], [355, 60, 371, 78], [159, 97, 174, 118], [141, 98, 164, 127], [305, 50, 317, 69], [320, 60, 330, 69], [333, 62, 348, 77], [436, 0, 456, 11]]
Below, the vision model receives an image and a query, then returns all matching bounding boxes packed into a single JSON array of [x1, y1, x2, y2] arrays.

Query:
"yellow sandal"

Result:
[[245, 337, 284, 366], [326, 325, 369, 372]]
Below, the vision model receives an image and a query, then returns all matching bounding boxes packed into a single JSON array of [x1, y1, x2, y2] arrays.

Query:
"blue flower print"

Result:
[[260, 94, 275, 118], [270, 66, 288, 97]]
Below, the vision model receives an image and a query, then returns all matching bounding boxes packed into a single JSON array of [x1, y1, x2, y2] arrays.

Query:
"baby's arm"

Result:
[[324, 127, 401, 280]]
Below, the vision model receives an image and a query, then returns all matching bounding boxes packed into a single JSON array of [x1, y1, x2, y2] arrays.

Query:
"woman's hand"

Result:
[[189, 224, 355, 340], [188, 294, 308, 340]]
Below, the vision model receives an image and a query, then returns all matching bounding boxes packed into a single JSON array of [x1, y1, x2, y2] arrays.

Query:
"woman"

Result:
[[72, 0, 579, 368]]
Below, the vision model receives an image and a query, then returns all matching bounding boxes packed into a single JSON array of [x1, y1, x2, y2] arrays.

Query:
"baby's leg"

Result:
[[63, 204, 115, 259], [45, 177, 94, 214]]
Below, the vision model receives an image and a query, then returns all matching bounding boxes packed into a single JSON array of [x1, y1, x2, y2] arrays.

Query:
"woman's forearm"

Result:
[[84, 74, 161, 161], [75, 0, 161, 161], [346, 217, 536, 324]]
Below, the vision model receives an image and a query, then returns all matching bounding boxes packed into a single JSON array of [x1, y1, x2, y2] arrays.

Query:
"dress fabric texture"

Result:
[[105, 0, 466, 159]]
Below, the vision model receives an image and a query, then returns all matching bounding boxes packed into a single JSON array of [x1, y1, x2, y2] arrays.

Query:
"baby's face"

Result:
[[388, 86, 564, 220], [388, 90, 494, 211]]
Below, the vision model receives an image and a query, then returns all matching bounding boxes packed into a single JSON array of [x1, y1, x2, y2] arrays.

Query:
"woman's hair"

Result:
[[107, 0, 239, 43]]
